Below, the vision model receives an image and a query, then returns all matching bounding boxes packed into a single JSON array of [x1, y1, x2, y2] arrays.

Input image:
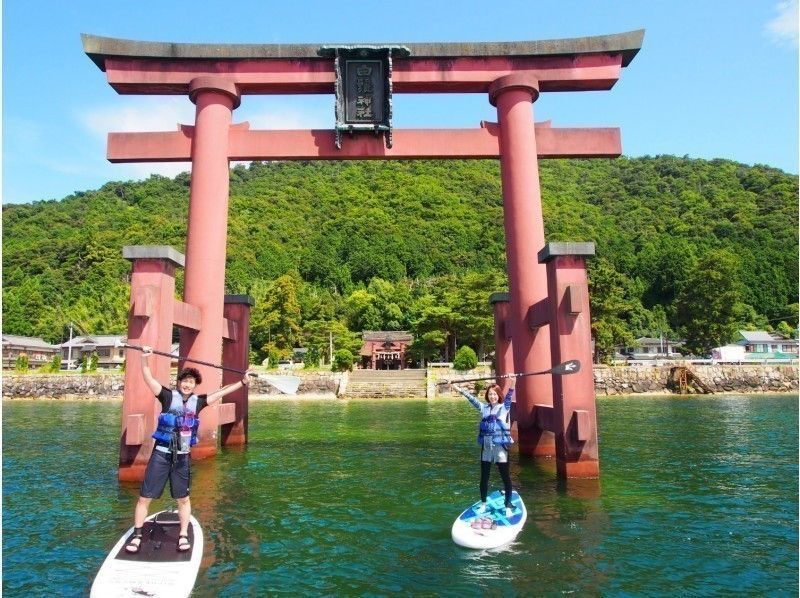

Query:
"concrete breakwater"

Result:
[[2, 364, 797, 399]]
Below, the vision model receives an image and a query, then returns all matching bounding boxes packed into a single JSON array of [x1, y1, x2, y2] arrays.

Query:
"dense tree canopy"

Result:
[[3, 156, 797, 362]]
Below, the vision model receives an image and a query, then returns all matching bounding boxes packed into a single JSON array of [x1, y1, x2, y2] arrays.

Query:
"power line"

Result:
[[763, 314, 799, 324]]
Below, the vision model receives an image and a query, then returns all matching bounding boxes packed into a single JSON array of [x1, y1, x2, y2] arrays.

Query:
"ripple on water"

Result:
[[2, 395, 797, 596]]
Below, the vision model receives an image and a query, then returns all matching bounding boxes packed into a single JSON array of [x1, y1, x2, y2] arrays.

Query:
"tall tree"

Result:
[[674, 249, 744, 355], [588, 258, 640, 363]]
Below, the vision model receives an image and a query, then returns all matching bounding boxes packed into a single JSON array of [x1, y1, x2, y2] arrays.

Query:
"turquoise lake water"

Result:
[[3, 395, 798, 597]]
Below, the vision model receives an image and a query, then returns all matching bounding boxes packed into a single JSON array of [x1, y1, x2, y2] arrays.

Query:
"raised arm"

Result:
[[139, 346, 163, 396], [449, 382, 483, 411], [205, 369, 254, 406], [503, 384, 515, 409]]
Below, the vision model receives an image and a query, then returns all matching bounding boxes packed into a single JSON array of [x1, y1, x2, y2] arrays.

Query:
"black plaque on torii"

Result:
[[318, 45, 410, 149]]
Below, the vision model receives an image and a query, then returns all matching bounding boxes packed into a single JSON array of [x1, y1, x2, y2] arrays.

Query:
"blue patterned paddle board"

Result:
[[451, 490, 527, 549]]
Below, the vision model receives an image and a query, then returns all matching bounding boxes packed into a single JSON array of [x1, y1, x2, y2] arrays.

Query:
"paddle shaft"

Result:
[[122, 343, 251, 376], [439, 360, 579, 385]]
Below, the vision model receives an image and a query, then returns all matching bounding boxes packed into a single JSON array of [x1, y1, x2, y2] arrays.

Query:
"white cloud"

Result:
[[79, 97, 196, 137], [766, 0, 799, 47], [75, 96, 331, 181], [76, 99, 192, 180], [79, 96, 332, 138], [117, 162, 192, 180]]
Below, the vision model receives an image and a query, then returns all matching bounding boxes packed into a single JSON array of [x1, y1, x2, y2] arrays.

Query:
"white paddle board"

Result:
[[91, 510, 203, 598], [452, 489, 527, 549]]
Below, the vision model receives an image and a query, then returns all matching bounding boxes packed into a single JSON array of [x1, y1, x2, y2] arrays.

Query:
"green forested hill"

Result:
[[3, 156, 797, 361]]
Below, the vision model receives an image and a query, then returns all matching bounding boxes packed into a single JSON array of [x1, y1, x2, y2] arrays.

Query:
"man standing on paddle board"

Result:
[[449, 382, 517, 517], [124, 346, 253, 554]]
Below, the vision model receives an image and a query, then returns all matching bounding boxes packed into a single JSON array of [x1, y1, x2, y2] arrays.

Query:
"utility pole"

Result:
[[67, 322, 74, 369]]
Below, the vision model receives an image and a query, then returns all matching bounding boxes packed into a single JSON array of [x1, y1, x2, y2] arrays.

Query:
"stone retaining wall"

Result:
[[593, 364, 797, 395], [2, 370, 342, 399], [2, 365, 796, 399], [433, 364, 797, 397], [594, 364, 798, 395]]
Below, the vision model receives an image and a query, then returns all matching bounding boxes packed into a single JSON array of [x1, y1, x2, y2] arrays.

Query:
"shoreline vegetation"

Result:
[[4, 157, 797, 371]]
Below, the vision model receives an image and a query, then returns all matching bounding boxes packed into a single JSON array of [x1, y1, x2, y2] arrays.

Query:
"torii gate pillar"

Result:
[[540, 242, 599, 478], [179, 77, 241, 459], [490, 292, 516, 440], [220, 295, 255, 447], [490, 75, 555, 457], [489, 292, 514, 383], [119, 246, 183, 482]]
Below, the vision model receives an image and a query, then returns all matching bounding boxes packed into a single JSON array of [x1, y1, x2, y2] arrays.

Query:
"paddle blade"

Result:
[[257, 375, 301, 395], [551, 359, 581, 375]]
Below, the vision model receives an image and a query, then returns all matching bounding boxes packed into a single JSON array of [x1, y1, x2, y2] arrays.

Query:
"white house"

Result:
[[620, 336, 683, 360], [711, 344, 746, 362], [2, 335, 60, 369], [60, 336, 183, 369], [735, 330, 798, 360], [60, 335, 127, 369]]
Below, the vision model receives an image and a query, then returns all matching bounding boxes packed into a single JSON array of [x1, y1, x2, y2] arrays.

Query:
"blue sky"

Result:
[[3, 0, 798, 205]]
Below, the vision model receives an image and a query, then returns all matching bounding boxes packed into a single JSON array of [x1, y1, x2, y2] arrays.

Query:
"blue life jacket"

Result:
[[152, 390, 200, 454], [477, 405, 513, 449]]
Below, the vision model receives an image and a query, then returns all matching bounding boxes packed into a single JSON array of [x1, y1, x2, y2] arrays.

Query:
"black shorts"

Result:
[[140, 450, 191, 499]]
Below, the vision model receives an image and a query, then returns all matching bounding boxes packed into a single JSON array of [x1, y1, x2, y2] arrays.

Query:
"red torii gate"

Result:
[[83, 30, 643, 482]]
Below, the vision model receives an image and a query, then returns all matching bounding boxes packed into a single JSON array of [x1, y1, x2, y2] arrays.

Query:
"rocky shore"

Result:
[[2, 363, 796, 399], [1, 371, 342, 400], [593, 363, 798, 395]]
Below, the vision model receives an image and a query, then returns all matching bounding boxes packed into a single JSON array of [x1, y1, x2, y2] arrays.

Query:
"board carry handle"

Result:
[[153, 510, 181, 526]]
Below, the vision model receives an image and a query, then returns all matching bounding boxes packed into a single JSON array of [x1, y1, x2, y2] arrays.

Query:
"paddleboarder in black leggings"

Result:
[[449, 381, 516, 517], [124, 345, 253, 554]]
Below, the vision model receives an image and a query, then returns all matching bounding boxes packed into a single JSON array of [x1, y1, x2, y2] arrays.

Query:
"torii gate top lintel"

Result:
[[81, 30, 644, 96], [83, 30, 643, 69]]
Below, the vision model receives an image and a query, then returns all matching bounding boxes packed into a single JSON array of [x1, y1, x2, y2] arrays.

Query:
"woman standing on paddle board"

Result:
[[124, 346, 253, 554], [449, 381, 517, 517]]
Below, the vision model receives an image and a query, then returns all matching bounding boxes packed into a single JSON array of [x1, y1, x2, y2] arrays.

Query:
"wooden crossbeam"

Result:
[[103, 54, 623, 95], [108, 124, 621, 162]]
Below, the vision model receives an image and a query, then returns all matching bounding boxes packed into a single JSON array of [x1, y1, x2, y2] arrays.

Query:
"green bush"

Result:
[[88, 351, 99, 372], [46, 354, 62, 373], [267, 348, 281, 369], [332, 349, 354, 372], [453, 346, 478, 371], [14, 354, 29, 372], [304, 347, 320, 369], [474, 379, 486, 394]]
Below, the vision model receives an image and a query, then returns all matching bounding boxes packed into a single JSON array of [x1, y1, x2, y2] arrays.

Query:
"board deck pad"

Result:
[[459, 490, 524, 525], [452, 490, 527, 549], [115, 518, 195, 562]]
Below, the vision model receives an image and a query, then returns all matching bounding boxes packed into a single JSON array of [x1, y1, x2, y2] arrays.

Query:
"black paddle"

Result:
[[118, 341, 301, 394], [437, 359, 581, 385]]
